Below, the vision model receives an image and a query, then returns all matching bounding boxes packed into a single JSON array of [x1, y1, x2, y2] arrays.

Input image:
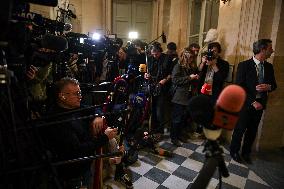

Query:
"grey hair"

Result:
[[55, 77, 80, 94], [253, 39, 272, 55]]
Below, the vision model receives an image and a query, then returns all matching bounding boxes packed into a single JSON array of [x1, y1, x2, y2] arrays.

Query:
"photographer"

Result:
[[27, 34, 69, 117], [198, 42, 229, 104], [118, 48, 127, 75], [124, 39, 147, 73], [94, 50, 119, 83]]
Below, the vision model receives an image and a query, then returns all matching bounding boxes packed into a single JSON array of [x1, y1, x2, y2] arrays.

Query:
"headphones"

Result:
[[62, 95, 66, 100]]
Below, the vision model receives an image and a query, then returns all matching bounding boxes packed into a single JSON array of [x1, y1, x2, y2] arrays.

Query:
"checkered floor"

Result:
[[105, 136, 271, 189]]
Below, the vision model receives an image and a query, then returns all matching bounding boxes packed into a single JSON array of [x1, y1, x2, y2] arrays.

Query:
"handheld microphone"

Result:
[[161, 32, 167, 43], [189, 85, 245, 189], [139, 64, 147, 73], [201, 83, 212, 95], [188, 85, 246, 140], [213, 84, 246, 130]]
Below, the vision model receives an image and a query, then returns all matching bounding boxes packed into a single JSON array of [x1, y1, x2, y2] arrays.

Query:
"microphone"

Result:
[[189, 85, 245, 189], [139, 63, 147, 73], [188, 85, 246, 140], [161, 32, 167, 43], [213, 84, 246, 130]]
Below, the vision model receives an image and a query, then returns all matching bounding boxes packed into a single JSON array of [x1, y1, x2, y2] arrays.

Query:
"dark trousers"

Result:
[[151, 94, 168, 134], [230, 106, 263, 156], [170, 103, 190, 140]]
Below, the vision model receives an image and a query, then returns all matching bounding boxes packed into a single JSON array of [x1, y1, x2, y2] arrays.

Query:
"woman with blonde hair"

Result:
[[170, 48, 200, 146]]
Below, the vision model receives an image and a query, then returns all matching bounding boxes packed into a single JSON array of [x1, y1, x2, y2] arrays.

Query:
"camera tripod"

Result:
[[191, 139, 229, 189]]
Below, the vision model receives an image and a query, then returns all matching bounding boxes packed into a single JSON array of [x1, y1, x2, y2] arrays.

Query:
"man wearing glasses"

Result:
[[43, 77, 121, 188]]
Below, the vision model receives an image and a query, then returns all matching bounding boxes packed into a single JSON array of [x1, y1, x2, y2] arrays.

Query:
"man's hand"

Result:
[[256, 84, 271, 92], [198, 56, 207, 71], [118, 145, 125, 152], [109, 156, 122, 164], [91, 117, 105, 136], [159, 78, 167, 85], [144, 73, 151, 80], [252, 101, 263, 110], [104, 127, 118, 140], [26, 65, 38, 80]]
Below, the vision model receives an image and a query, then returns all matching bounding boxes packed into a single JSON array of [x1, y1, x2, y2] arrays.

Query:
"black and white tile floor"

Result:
[[105, 137, 271, 189]]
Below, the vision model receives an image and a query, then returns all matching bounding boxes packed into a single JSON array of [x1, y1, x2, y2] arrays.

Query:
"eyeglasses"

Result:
[[62, 91, 82, 97]]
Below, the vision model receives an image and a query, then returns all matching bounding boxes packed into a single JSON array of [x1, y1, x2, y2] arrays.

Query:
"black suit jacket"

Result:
[[235, 58, 277, 108], [147, 53, 172, 93]]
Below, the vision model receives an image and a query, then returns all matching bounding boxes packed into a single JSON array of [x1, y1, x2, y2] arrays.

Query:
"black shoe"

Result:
[[230, 152, 243, 163], [178, 136, 188, 143], [242, 154, 252, 164], [171, 139, 182, 147], [115, 173, 133, 189]]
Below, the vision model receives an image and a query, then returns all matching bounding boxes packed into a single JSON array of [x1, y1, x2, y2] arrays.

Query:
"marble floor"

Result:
[[104, 134, 283, 189]]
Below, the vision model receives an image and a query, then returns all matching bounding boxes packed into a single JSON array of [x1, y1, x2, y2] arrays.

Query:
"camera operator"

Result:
[[124, 39, 147, 72], [27, 34, 69, 117], [117, 47, 127, 74], [93, 50, 119, 84], [42, 77, 118, 188], [144, 42, 172, 136], [198, 42, 229, 104]]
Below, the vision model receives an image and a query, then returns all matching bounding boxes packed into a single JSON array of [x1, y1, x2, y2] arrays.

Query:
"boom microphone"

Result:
[[161, 32, 167, 43]]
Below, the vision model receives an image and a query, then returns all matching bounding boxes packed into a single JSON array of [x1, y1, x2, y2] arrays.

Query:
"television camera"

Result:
[[65, 32, 121, 60]]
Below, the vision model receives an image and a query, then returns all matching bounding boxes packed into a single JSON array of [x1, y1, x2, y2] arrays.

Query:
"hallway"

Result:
[[105, 134, 284, 189]]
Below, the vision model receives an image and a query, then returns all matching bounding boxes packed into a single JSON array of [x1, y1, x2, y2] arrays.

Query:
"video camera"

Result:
[[125, 41, 138, 57], [205, 49, 217, 61], [11, 3, 70, 36], [66, 32, 120, 60]]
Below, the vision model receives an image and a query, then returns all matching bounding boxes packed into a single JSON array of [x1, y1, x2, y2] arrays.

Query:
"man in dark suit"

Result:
[[230, 39, 277, 164], [144, 43, 172, 135]]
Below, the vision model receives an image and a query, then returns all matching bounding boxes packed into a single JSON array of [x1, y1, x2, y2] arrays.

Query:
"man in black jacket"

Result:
[[144, 43, 172, 135], [44, 77, 118, 187], [230, 39, 277, 164]]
